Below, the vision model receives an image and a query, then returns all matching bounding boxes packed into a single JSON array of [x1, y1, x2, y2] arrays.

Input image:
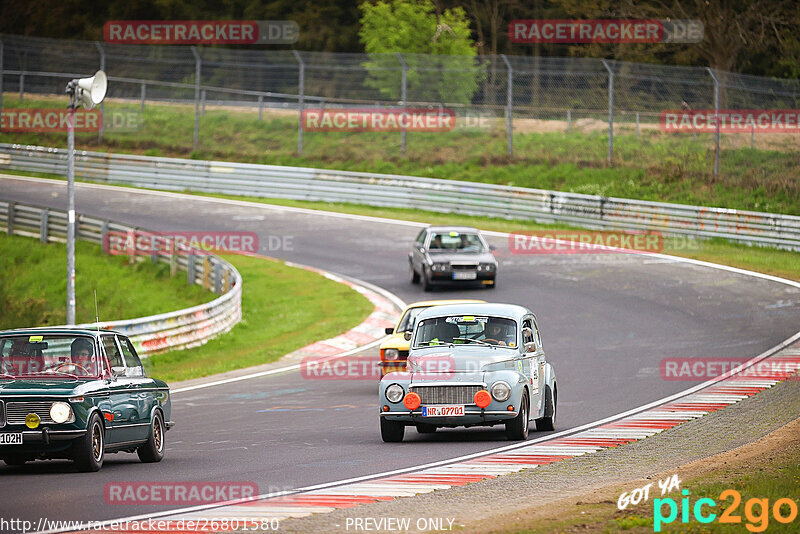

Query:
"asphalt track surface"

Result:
[[1, 175, 800, 526]]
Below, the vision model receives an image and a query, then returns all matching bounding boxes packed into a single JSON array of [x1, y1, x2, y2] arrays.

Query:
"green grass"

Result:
[[143, 254, 373, 382], [0, 233, 213, 328], [0, 232, 375, 384], [3, 94, 799, 215]]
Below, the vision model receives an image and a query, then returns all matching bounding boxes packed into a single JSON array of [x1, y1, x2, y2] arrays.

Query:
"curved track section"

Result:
[[1, 175, 799, 526]]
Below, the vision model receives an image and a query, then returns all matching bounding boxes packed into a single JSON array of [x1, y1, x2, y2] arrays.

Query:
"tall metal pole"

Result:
[[501, 54, 513, 157], [601, 60, 614, 164], [293, 50, 305, 155], [191, 46, 201, 152], [706, 68, 720, 178], [397, 53, 407, 154], [95, 42, 105, 143], [66, 105, 76, 324]]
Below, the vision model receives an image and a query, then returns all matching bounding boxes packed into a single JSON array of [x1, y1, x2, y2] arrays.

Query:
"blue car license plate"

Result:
[[422, 405, 465, 417]]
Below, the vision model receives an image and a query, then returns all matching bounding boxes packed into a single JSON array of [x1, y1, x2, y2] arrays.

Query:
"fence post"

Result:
[[750, 124, 754, 148], [40, 209, 48, 243], [190, 46, 202, 152], [214, 261, 222, 293], [140, 83, 146, 111], [635, 112, 640, 139], [187, 253, 195, 285], [292, 50, 305, 155], [501, 54, 513, 156], [706, 67, 720, 178], [100, 221, 109, 251], [567, 109, 571, 133], [7, 202, 14, 235], [95, 42, 105, 143], [397, 53, 408, 155], [201, 89, 207, 116], [258, 95, 263, 121], [601, 60, 613, 164], [202, 256, 211, 289]]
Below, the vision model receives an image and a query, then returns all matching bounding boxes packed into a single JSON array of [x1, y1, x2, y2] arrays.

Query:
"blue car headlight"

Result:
[[490, 381, 511, 402], [385, 384, 404, 403]]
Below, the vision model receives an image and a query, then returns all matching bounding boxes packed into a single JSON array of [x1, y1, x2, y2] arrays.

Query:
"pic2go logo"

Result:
[[654, 489, 799, 532]]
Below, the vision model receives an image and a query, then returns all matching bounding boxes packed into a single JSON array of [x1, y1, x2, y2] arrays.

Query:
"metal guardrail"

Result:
[[1, 143, 800, 250], [0, 197, 243, 356]]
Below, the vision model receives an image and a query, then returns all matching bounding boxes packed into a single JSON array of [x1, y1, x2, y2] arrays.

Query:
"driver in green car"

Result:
[[69, 337, 96, 375]]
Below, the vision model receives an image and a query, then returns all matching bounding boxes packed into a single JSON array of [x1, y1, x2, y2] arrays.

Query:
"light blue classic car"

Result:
[[378, 303, 557, 442]]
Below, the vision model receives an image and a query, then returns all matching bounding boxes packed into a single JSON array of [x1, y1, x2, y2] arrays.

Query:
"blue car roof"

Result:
[[415, 302, 531, 322]]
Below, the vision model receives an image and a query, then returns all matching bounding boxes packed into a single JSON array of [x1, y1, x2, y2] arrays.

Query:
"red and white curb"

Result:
[[146, 340, 800, 525]]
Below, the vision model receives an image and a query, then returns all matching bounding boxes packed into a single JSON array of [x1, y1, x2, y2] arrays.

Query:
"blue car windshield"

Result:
[[413, 316, 517, 349], [0, 335, 102, 378]]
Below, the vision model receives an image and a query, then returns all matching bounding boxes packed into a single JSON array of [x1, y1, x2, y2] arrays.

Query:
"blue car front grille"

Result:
[[410, 385, 482, 405]]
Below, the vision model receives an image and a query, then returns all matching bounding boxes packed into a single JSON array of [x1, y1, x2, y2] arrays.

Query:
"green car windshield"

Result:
[[413, 316, 517, 349], [0, 335, 103, 378]]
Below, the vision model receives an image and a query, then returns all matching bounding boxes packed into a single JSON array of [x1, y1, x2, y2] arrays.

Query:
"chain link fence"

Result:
[[2, 33, 800, 173]]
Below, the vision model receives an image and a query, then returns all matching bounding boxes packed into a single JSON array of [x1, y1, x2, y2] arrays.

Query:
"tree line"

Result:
[[2, 0, 798, 78]]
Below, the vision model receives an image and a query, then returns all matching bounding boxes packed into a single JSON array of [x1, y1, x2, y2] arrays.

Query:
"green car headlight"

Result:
[[50, 402, 74, 424], [490, 381, 511, 402], [385, 384, 404, 403]]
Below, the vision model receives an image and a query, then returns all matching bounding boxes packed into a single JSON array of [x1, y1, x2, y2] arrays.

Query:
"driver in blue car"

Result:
[[481, 320, 514, 346]]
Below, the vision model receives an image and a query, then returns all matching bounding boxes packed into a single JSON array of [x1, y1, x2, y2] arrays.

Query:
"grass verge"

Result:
[[143, 254, 373, 383], [0, 233, 212, 328], [2, 94, 799, 215]]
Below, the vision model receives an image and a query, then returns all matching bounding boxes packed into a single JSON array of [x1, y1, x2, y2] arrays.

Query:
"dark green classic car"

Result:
[[0, 328, 173, 472]]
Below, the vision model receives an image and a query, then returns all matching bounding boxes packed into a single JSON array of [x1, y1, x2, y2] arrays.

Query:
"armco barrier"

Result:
[[0, 199, 242, 356], [1, 143, 800, 250]]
